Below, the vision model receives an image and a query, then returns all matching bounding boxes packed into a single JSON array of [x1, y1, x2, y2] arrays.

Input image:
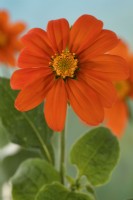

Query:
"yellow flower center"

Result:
[[50, 50, 78, 79], [0, 31, 7, 47], [115, 81, 131, 99]]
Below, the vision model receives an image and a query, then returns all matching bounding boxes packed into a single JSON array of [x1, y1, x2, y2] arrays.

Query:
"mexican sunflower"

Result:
[[0, 10, 26, 66], [104, 40, 133, 137], [10, 14, 129, 132]]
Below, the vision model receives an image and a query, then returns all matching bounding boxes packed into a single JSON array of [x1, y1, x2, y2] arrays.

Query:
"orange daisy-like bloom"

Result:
[[0, 10, 26, 66], [104, 40, 133, 137], [10, 15, 129, 131]]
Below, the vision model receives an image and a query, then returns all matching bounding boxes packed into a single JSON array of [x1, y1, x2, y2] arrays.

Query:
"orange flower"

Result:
[[10, 15, 129, 132], [0, 10, 26, 66], [104, 40, 133, 137]]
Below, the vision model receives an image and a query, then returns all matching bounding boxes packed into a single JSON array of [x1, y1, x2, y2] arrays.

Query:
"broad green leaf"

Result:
[[0, 182, 3, 200], [0, 162, 4, 184], [0, 160, 6, 195], [0, 149, 40, 200], [12, 158, 60, 200], [36, 183, 93, 200], [70, 127, 120, 186], [86, 183, 95, 196], [0, 120, 9, 148], [1, 148, 41, 182], [0, 78, 54, 163]]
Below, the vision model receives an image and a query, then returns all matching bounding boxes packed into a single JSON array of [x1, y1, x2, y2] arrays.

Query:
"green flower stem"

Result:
[[60, 128, 66, 184]]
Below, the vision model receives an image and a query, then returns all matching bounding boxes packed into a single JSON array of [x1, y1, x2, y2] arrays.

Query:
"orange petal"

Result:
[[129, 59, 133, 98], [9, 22, 26, 35], [15, 76, 54, 111], [104, 100, 128, 137], [66, 78, 104, 125], [69, 14, 103, 54], [0, 49, 16, 66], [18, 48, 50, 68], [79, 29, 119, 62], [11, 67, 53, 89], [21, 28, 54, 57], [47, 18, 70, 53], [78, 71, 117, 108], [44, 79, 67, 132], [11, 39, 23, 51], [80, 54, 129, 81], [0, 10, 9, 24], [109, 39, 129, 59]]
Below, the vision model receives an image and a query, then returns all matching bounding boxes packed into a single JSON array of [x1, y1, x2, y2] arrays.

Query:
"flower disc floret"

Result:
[[50, 50, 78, 79]]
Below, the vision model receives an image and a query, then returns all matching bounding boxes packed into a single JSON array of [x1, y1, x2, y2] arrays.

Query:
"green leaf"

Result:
[[0, 78, 54, 163], [86, 183, 95, 196], [70, 127, 120, 186], [0, 119, 9, 148], [12, 158, 60, 200], [1, 148, 41, 182], [36, 183, 93, 200]]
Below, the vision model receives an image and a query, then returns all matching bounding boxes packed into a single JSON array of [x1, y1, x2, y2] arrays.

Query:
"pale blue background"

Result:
[[0, 0, 133, 45], [0, 0, 133, 200]]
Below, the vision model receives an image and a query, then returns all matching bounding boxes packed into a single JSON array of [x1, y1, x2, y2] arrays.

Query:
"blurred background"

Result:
[[0, 0, 133, 199]]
